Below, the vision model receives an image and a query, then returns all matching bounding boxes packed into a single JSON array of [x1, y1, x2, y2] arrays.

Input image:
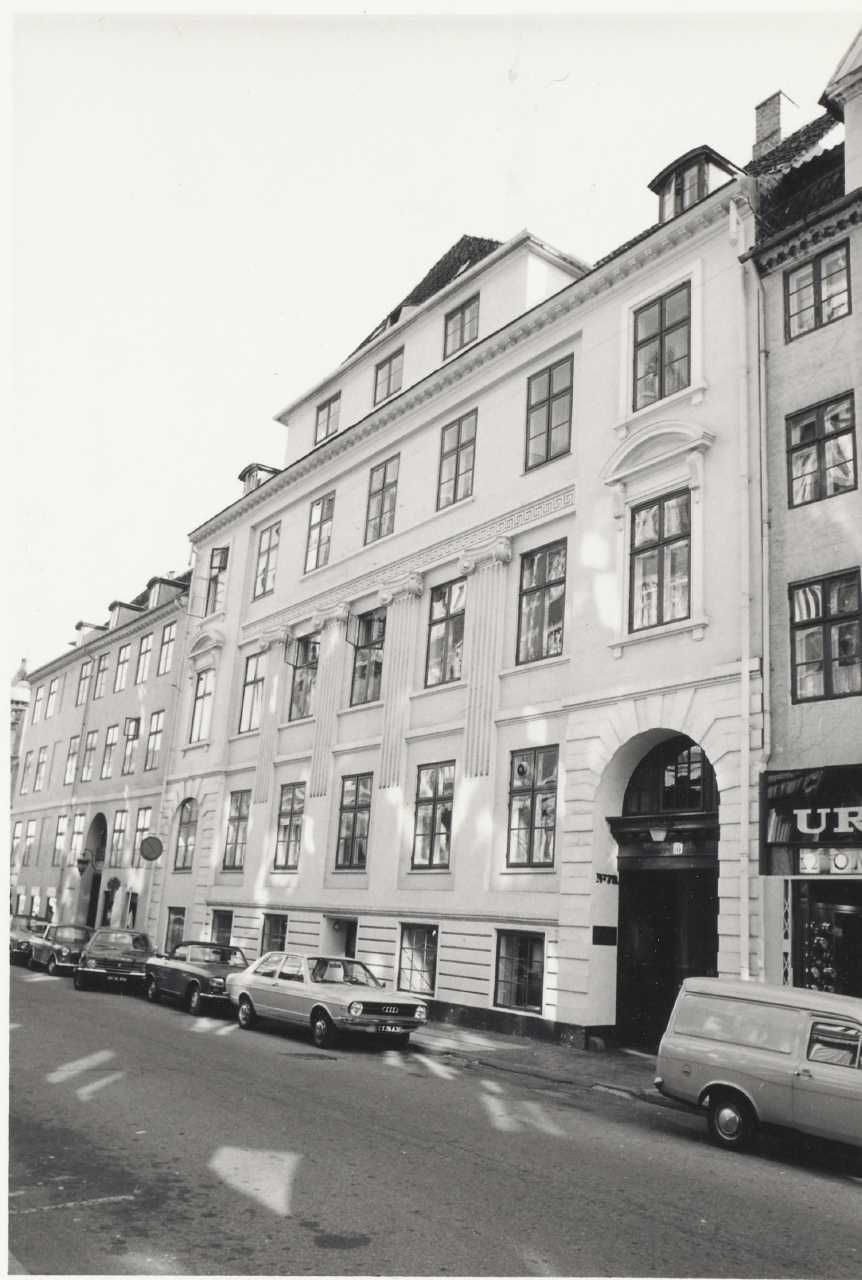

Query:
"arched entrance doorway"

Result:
[[80, 814, 108, 928], [607, 735, 719, 1050]]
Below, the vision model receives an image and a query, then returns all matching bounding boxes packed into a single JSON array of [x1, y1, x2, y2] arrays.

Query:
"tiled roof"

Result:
[[745, 112, 838, 175], [758, 144, 845, 238], [349, 234, 501, 356]]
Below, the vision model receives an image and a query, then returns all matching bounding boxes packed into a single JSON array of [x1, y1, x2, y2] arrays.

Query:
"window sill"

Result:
[[498, 654, 568, 680], [493, 1004, 544, 1018], [170, 867, 193, 875], [410, 680, 465, 702], [228, 730, 261, 743], [337, 700, 384, 718], [498, 865, 557, 875], [406, 866, 452, 875], [278, 716, 314, 729], [271, 867, 299, 875], [520, 448, 572, 479], [332, 866, 368, 874], [614, 378, 708, 439], [609, 614, 709, 658], [182, 740, 210, 753], [219, 867, 245, 874]]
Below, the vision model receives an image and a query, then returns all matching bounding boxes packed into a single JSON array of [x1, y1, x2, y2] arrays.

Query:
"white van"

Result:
[[655, 977, 862, 1151]]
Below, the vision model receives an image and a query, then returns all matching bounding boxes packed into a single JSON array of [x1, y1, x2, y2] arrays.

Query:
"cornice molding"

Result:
[[749, 191, 862, 275], [190, 191, 737, 545], [241, 486, 575, 638], [26, 594, 189, 684]]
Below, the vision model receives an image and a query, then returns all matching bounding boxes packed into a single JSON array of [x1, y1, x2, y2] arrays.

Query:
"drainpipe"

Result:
[[732, 199, 752, 982]]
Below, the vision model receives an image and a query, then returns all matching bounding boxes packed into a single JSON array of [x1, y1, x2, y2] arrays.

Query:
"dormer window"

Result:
[[315, 394, 341, 445], [649, 147, 736, 225], [239, 463, 279, 496]]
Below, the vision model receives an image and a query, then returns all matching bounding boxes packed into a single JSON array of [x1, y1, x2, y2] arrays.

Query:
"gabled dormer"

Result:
[[649, 146, 737, 224]]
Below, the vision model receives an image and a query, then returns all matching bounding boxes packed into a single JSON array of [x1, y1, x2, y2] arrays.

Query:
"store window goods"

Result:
[[517, 541, 566, 664], [76, 659, 92, 705], [444, 294, 479, 359], [262, 913, 288, 953], [630, 491, 691, 631], [64, 738, 79, 786], [365, 456, 399, 543], [525, 356, 573, 470], [157, 622, 176, 676], [437, 410, 477, 509], [785, 243, 850, 341], [398, 925, 438, 996], [790, 569, 861, 702], [174, 799, 197, 871], [305, 493, 335, 573], [275, 783, 305, 870], [190, 669, 214, 743], [114, 644, 130, 692], [426, 578, 466, 686], [633, 284, 690, 411], [211, 910, 233, 945], [350, 609, 386, 706], [239, 654, 265, 734], [412, 763, 455, 869], [786, 395, 857, 507], [109, 811, 128, 867], [80, 732, 97, 783], [33, 745, 48, 791], [374, 348, 403, 405], [336, 774, 372, 870], [253, 522, 280, 599], [145, 711, 164, 770], [121, 718, 140, 775], [135, 635, 153, 685], [205, 547, 229, 616], [132, 807, 151, 867], [287, 634, 319, 721], [315, 393, 341, 444], [45, 676, 59, 717], [507, 746, 559, 867], [223, 790, 251, 870], [101, 725, 118, 779], [495, 931, 545, 1013]]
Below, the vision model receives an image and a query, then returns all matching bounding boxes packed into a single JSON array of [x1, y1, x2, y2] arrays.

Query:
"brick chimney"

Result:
[[753, 92, 782, 161]]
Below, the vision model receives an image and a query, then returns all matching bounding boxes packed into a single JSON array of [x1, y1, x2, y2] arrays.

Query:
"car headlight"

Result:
[[86, 958, 97, 969], [208, 977, 225, 990], [21, 942, 31, 952], [348, 1001, 363, 1016], [415, 1005, 427, 1021], [59, 948, 70, 958]]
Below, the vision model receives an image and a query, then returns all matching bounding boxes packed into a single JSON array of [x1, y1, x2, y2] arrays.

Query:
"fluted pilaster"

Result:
[[253, 630, 287, 806], [309, 608, 348, 797], [378, 573, 423, 788], [462, 538, 511, 777]]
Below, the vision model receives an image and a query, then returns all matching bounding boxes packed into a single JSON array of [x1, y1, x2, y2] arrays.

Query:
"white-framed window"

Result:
[[144, 710, 165, 769], [274, 783, 304, 870], [494, 930, 545, 1013], [602, 418, 714, 656], [205, 547, 229, 616], [189, 668, 214, 743], [101, 725, 118, 778], [398, 924, 438, 996], [253, 522, 280, 599], [93, 653, 110, 698], [114, 644, 130, 692], [19, 750, 33, 794], [238, 653, 265, 734], [109, 810, 128, 867], [121, 717, 140, 775], [132, 806, 152, 867], [305, 493, 335, 573], [157, 622, 176, 675], [443, 294, 479, 359], [617, 258, 705, 429], [76, 659, 93, 705], [69, 813, 86, 864], [315, 393, 341, 444], [45, 677, 59, 717], [52, 816, 68, 867], [374, 348, 403, 405], [175, 798, 197, 870], [135, 634, 153, 684], [80, 731, 98, 782], [63, 737, 79, 785], [31, 685, 45, 723], [33, 745, 48, 791]]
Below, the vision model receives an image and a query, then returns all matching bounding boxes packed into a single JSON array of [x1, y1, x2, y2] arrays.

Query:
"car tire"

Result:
[[311, 1009, 336, 1050], [707, 1091, 757, 1151], [237, 996, 256, 1030], [187, 983, 202, 1016], [145, 975, 160, 1004], [47, 955, 58, 977], [73, 970, 87, 991]]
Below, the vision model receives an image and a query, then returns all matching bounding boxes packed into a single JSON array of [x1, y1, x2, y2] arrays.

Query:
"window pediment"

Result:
[[602, 420, 715, 494]]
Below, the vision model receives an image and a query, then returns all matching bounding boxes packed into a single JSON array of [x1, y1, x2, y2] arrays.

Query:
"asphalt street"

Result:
[[9, 966, 862, 1277]]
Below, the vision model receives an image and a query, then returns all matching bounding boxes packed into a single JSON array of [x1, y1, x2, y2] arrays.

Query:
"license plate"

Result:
[[378, 1023, 402, 1034]]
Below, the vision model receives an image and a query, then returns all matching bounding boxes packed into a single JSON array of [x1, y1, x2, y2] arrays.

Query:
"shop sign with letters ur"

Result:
[[759, 764, 862, 876]]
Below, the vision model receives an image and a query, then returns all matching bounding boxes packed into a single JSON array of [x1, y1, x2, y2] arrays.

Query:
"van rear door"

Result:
[[792, 1018, 862, 1146]]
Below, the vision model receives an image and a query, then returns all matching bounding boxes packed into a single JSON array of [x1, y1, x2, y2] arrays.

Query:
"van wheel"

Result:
[[707, 1091, 756, 1151]]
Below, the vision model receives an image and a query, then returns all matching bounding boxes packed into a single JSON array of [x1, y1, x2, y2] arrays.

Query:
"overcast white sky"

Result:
[[10, 7, 862, 674]]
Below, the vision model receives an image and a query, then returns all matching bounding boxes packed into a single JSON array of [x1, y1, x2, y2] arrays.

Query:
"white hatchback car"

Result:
[[225, 952, 428, 1049]]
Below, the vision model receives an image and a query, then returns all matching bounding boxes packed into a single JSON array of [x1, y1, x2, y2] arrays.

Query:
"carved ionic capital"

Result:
[[378, 570, 423, 607]]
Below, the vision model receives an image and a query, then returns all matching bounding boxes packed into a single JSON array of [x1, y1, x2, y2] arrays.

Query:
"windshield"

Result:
[[94, 931, 151, 951], [187, 945, 247, 967], [54, 927, 91, 943], [309, 957, 384, 987]]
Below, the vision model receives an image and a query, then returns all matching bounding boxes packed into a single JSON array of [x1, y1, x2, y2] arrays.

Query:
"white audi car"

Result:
[[225, 952, 428, 1049]]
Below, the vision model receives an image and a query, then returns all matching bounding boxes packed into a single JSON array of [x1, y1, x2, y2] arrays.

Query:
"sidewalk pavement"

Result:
[[410, 1021, 673, 1107]]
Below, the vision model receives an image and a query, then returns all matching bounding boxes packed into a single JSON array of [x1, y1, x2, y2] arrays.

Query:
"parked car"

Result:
[[74, 928, 154, 991], [9, 915, 51, 966], [145, 940, 248, 1014], [655, 976, 862, 1151], [225, 952, 428, 1048], [28, 923, 94, 975]]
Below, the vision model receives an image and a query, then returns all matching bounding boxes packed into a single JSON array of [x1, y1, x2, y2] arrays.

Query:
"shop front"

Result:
[[761, 764, 862, 998]]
